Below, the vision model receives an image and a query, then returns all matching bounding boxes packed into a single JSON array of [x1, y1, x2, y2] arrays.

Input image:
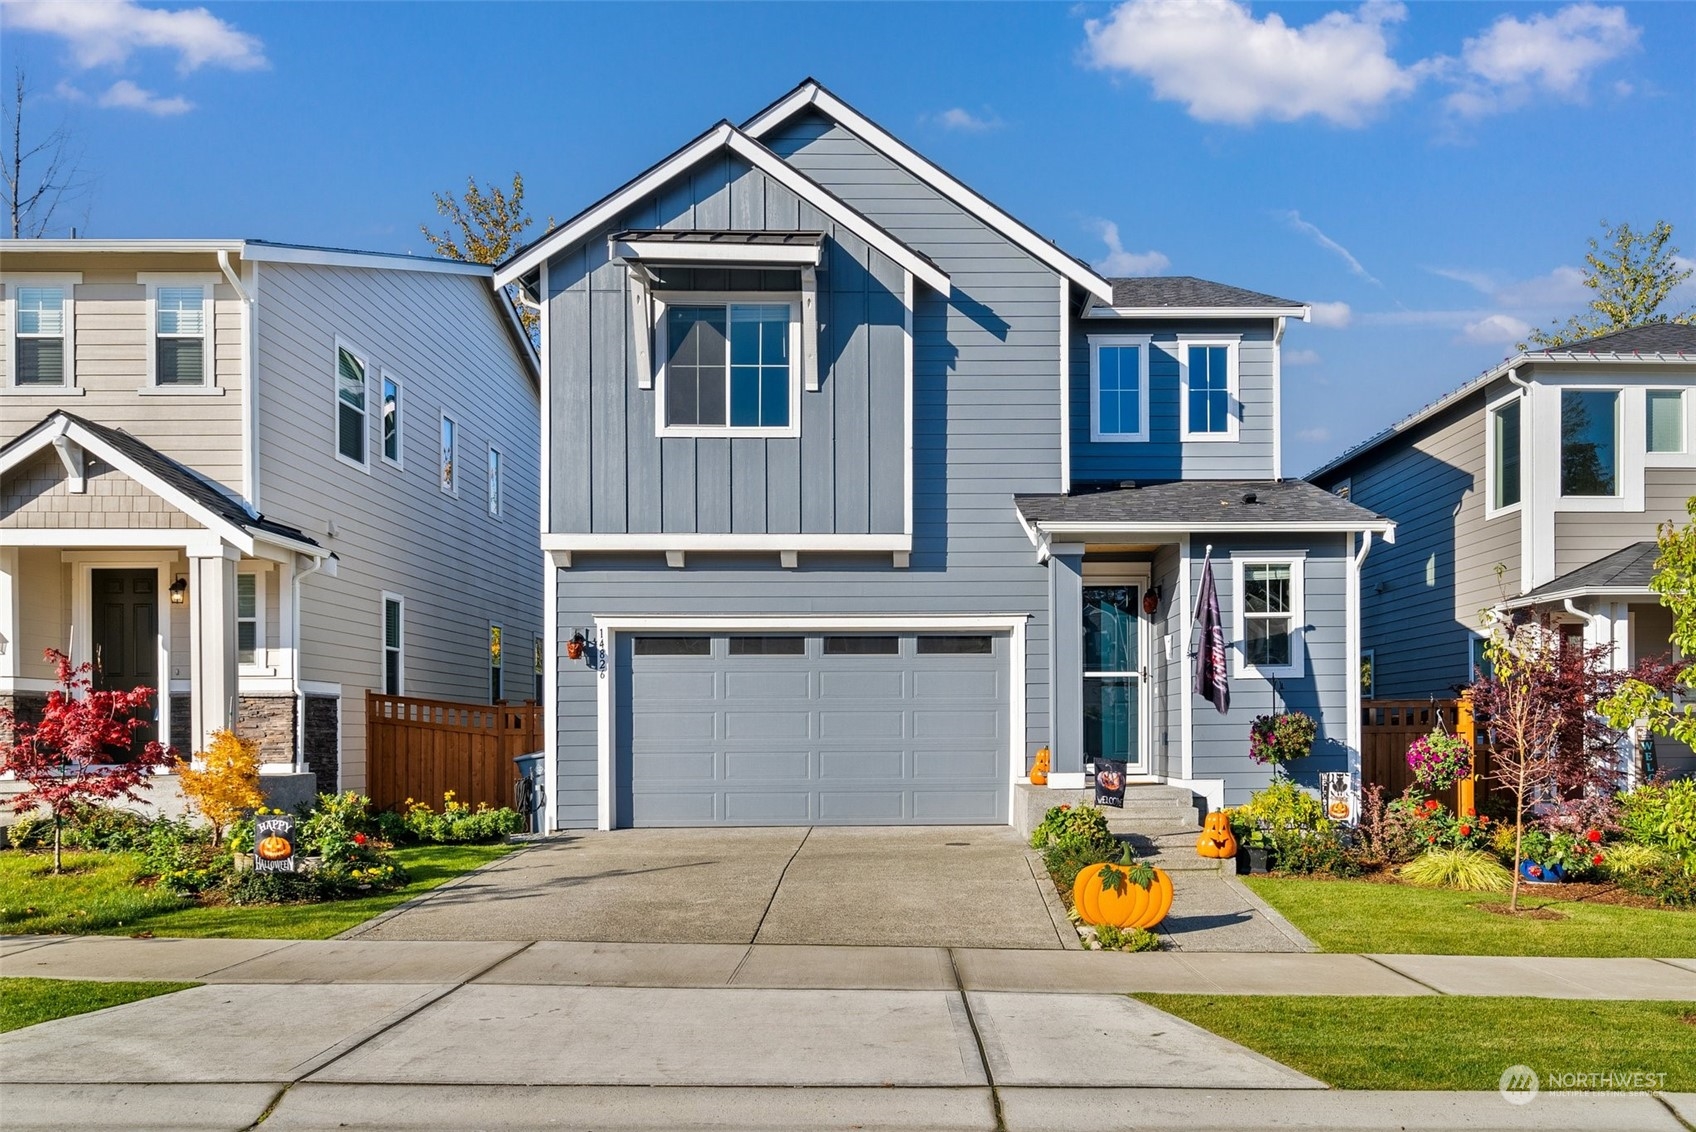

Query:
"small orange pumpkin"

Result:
[[1073, 849, 1174, 930], [1029, 747, 1051, 786], [256, 835, 292, 861], [1195, 811, 1238, 859]]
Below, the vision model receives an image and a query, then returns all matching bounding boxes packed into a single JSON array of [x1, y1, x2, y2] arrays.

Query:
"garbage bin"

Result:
[[513, 752, 546, 834]]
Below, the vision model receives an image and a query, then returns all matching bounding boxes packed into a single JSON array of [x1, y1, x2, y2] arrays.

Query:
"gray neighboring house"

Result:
[[1311, 323, 1696, 780], [1, 240, 542, 797], [499, 79, 1394, 831]]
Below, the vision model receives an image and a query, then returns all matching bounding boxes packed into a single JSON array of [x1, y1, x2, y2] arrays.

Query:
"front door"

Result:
[[91, 568, 159, 754], [1083, 586, 1146, 776]]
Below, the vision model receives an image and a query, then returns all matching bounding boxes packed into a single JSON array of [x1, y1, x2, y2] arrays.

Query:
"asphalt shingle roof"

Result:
[[1519, 541, 1661, 602], [1526, 323, 1696, 356], [1014, 478, 1388, 527], [1106, 276, 1303, 310]]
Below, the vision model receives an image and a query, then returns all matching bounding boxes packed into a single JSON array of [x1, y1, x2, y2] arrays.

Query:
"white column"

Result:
[[188, 544, 240, 753], [0, 545, 18, 684]]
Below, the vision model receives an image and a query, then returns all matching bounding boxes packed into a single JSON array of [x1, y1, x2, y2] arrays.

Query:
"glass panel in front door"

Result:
[[1083, 586, 1144, 773]]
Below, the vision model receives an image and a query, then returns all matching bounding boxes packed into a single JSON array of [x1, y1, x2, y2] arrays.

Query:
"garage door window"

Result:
[[916, 635, 992, 655], [823, 635, 899, 655], [633, 636, 710, 656], [728, 636, 805, 656]]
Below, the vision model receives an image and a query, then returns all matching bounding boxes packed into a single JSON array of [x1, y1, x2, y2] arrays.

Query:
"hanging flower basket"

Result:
[[1405, 729, 1473, 790], [1248, 711, 1317, 766]]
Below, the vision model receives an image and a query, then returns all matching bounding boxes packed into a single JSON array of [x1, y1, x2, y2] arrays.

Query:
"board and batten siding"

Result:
[[1335, 383, 1519, 699], [545, 154, 906, 537], [1069, 323, 1278, 483], [254, 261, 542, 789], [550, 110, 1070, 827]]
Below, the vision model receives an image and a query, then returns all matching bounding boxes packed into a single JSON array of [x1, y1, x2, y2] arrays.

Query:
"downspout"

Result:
[[1347, 530, 1375, 807], [292, 552, 326, 776], [1564, 598, 1603, 661], [217, 250, 260, 513]]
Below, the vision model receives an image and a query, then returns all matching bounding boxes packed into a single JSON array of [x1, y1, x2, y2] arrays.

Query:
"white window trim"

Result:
[[1231, 553, 1306, 679], [2, 273, 81, 395], [439, 409, 459, 496], [138, 273, 220, 394], [1360, 646, 1375, 699], [1644, 385, 1690, 465], [379, 370, 404, 470], [333, 337, 372, 473], [1088, 333, 1152, 443], [1485, 390, 1524, 519], [489, 621, 504, 702], [1467, 632, 1492, 684], [380, 592, 405, 696], [486, 443, 503, 519], [653, 292, 804, 439], [236, 565, 274, 676], [1177, 335, 1241, 442]]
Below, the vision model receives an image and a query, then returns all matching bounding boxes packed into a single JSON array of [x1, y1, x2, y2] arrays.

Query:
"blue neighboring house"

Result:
[[495, 80, 1394, 831]]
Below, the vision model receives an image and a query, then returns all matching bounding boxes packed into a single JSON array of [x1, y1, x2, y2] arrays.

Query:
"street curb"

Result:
[[1023, 850, 1082, 950], [333, 841, 538, 941], [1222, 873, 1319, 953]]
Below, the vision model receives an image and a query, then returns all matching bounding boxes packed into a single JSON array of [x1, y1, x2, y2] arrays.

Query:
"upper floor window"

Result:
[[1488, 396, 1521, 512], [381, 373, 402, 466], [1089, 335, 1150, 443], [486, 445, 502, 517], [13, 284, 70, 388], [154, 287, 207, 386], [440, 412, 458, 495], [658, 301, 797, 436], [1180, 339, 1238, 440], [1647, 389, 1685, 454], [1560, 389, 1618, 497], [335, 344, 368, 468], [1233, 555, 1305, 678]]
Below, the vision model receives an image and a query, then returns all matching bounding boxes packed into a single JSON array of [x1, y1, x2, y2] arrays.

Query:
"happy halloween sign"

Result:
[[253, 814, 297, 873]]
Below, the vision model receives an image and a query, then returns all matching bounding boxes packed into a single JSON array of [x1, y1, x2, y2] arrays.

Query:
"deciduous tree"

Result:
[[1601, 498, 1696, 746], [177, 729, 264, 846], [2, 69, 91, 238], [1527, 220, 1694, 349], [421, 173, 553, 340]]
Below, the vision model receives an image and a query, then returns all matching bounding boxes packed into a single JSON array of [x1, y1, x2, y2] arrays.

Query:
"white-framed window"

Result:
[[4, 274, 79, 392], [533, 634, 545, 703], [489, 622, 504, 702], [1178, 336, 1239, 440], [1647, 388, 1685, 455], [381, 593, 404, 696], [236, 569, 265, 669], [440, 412, 458, 495], [334, 341, 370, 470], [1486, 392, 1523, 515], [381, 372, 403, 467], [1360, 647, 1375, 699], [654, 295, 801, 437], [137, 276, 217, 390], [1089, 334, 1152, 442], [1467, 633, 1495, 685], [486, 445, 502, 518], [1232, 554, 1306, 678], [1560, 387, 1620, 497]]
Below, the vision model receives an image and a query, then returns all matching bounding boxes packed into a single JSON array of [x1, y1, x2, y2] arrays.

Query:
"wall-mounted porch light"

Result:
[[169, 576, 189, 605], [566, 631, 587, 661]]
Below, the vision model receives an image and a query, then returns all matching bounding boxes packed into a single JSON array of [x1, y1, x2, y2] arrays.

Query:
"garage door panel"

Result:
[[912, 749, 1003, 779], [818, 750, 906, 779], [634, 751, 719, 781], [726, 670, 810, 698], [913, 789, 1004, 821], [631, 791, 719, 822], [819, 710, 902, 739], [632, 711, 720, 742], [724, 791, 813, 822], [725, 711, 812, 739], [634, 670, 716, 699], [913, 670, 1000, 699], [818, 790, 907, 822], [912, 710, 1001, 740], [724, 750, 813, 780], [819, 670, 904, 699]]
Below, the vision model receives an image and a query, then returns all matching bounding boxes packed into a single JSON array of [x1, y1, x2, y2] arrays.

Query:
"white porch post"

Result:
[[188, 544, 240, 753], [0, 545, 18, 685]]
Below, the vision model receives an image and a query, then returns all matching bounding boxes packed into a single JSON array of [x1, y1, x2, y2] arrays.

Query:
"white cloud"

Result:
[[928, 107, 1002, 132], [1309, 301, 1353, 328], [1283, 348, 1322, 366], [1446, 4, 1639, 118], [1282, 211, 1379, 285], [1082, 0, 1425, 127], [2, 0, 267, 73], [1090, 220, 1171, 275], [1296, 426, 1332, 444], [1460, 314, 1533, 345], [1427, 263, 1589, 309], [97, 78, 192, 116]]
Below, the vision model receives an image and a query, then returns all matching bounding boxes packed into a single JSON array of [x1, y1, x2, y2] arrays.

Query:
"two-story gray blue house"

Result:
[[496, 80, 1394, 831]]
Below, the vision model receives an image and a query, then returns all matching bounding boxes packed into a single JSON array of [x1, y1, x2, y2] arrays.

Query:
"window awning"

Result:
[[609, 229, 825, 267]]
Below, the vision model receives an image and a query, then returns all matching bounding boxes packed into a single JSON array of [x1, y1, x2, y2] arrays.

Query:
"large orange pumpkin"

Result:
[[1029, 747, 1051, 786], [256, 835, 292, 861], [1196, 811, 1238, 859], [1073, 851, 1173, 930]]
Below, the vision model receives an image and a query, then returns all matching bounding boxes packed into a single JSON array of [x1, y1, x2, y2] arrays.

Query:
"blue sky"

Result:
[[3, 0, 1693, 472]]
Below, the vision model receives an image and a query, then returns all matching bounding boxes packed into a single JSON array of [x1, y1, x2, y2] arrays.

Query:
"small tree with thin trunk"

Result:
[[0, 650, 168, 872], [177, 729, 263, 847]]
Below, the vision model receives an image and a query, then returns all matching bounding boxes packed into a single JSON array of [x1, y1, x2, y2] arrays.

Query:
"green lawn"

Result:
[[0, 843, 514, 939], [1243, 875, 1696, 957], [0, 977, 199, 1033], [1137, 994, 1696, 1090]]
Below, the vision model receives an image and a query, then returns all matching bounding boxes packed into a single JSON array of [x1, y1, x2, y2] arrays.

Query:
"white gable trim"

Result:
[[743, 83, 1114, 303], [494, 124, 950, 295]]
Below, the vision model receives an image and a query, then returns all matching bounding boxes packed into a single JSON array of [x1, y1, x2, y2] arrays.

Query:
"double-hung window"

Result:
[[1560, 389, 1619, 497], [1180, 338, 1238, 439], [1089, 335, 1150, 442], [11, 282, 74, 389], [1233, 556, 1305, 678], [381, 594, 404, 695], [335, 344, 368, 468], [138, 275, 216, 391], [237, 572, 261, 667], [658, 300, 798, 436], [1487, 395, 1522, 513]]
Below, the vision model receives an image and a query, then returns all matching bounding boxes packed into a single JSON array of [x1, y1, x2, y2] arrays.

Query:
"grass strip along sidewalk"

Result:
[[1242, 875, 1696, 957], [1137, 994, 1696, 1091], [1, 843, 512, 939], [1, 977, 199, 1033]]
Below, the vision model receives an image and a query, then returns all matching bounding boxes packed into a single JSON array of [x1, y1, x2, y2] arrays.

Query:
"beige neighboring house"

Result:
[[1, 239, 542, 800], [1311, 323, 1696, 780]]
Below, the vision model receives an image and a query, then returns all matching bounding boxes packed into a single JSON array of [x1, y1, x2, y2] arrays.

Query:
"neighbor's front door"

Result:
[[91, 568, 159, 753], [1083, 586, 1147, 776]]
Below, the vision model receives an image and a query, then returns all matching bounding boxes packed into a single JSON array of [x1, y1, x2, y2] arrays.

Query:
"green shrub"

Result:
[[1616, 858, 1696, 908], [140, 818, 210, 876], [1618, 780, 1696, 858], [1230, 779, 1325, 844], [1272, 826, 1364, 877], [1029, 804, 1117, 855], [5, 806, 156, 853], [1043, 838, 1121, 893], [381, 792, 523, 845], [1092, 922, 1162, 952], [300, 792, 381, 860], [1599, 842, 1674, 878], [1399, 848, 1513, 892], [220, 869, 325, 905]]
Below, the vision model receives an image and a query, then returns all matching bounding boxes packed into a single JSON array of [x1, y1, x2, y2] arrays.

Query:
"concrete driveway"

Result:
[[349, 827, 1071, 949]]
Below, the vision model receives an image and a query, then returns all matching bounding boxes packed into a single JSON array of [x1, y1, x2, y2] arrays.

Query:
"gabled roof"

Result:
[[1015, 478, 1392, 533], [493, 121, 949, 294], [1504, 541, 1661, 608], [1094, 276, 1307, 318], [1310, 323, 1696, 481], [0, 411, 320, 555], [742, 79, 1115, 303]]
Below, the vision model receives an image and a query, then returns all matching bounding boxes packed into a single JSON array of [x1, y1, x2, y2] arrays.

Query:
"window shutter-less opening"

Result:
[[337, 348, 366, 463], [383, 597, 403, 695], [156, 287, 206, 386], [237, 574, 258, 665], [15, 287, 66, 386]]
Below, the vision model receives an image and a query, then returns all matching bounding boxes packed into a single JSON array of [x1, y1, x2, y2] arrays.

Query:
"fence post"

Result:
[[1456, 692, 1477, 816]]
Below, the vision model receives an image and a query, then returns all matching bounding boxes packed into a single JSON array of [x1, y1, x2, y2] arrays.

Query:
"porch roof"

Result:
[[1504, 541, 1661, 608], [1014, 478, 1392, 537]]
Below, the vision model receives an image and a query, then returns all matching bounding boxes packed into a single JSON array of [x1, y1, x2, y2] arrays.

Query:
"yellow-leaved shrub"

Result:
[[178, 729, 264, 845]]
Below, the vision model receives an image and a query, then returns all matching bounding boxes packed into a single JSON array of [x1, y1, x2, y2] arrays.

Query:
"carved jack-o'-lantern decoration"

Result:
[[1029, 747, 1051, 786], [1195, 811, 1238, 859], [256, 834, 293, 862]]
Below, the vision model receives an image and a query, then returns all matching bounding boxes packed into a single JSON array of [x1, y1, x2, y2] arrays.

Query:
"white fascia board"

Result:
[[611, 238, 822, 266], [542, 533, 912, 552], [595, 613, 1027, 632], [1084, 305, 1310, 321], [1497, 586, 1657, 610], [18, 528, 236, 556], [742, 84, 1112, 302], [240, 242, 492, 277], [250, 529, 327, 558], [1, 239, 243, 256], [1030, 519, 1397, 538]]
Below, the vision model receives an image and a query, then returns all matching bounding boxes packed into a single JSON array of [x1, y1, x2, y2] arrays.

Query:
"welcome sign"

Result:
[[253, 813, 297, 873]]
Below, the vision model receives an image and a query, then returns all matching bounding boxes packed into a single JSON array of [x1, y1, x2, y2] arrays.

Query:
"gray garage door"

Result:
[[616, 631, 1010, 827]]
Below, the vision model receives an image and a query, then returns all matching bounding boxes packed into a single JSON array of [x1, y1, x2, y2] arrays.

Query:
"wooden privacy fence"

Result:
[[365, 692, 541, 812], [1361, 696, 1493, 812]]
